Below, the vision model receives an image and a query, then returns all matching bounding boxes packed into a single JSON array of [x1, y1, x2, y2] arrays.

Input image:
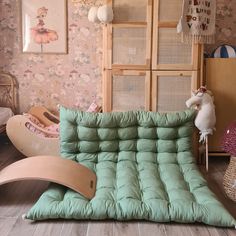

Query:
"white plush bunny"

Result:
[[186, 86, 216, 143]]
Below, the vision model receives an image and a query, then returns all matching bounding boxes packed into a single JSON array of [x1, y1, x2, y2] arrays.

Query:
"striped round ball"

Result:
[[212, 45, 236, 58]]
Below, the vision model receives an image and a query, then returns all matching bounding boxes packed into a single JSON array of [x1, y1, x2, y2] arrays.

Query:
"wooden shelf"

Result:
[[208, 152, 230, 157], [112, 22, 147, 27], [205, 58, 236, 153]]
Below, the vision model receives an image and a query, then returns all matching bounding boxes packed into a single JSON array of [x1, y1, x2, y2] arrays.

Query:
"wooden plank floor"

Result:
[[0, 134, 235, 236]]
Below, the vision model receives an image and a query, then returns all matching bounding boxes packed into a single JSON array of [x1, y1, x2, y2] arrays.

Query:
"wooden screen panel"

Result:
[[112, 27, 148, 68], [152, 71, 198, 112], [159, 0, 183, 22], [206, 59, 236, 153], [113, 75, 145, 111], [113, 0, 148, 22], [152, 0, 200, 70], [103, 70, 151, 112], [156, 76, 191, 112], [158, 28, 192, 65], [103, 0, 152, 70]]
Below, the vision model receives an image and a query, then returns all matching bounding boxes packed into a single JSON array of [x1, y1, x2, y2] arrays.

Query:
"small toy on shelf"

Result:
[[87, 102, 102, 113]]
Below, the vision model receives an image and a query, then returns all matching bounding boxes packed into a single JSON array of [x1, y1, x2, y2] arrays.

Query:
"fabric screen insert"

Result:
[[158, 28, 192, 64], [159, 0, 183, 21], [113, 28, 147, 65], [113, 0, 147, 22], [112, 75, 146, 111], [157, 76, 191, 112]]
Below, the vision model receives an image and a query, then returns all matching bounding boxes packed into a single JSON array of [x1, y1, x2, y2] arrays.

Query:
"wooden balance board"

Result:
[[0, 156, 96, 199], [28, 106, 60, 126], [6, 115, 60, 157]]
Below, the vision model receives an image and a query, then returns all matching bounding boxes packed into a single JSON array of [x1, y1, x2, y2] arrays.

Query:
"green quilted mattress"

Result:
[[26, 107, 236, 227]]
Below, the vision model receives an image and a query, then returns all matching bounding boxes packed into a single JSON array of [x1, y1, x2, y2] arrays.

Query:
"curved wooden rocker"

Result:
[[6, 115, 60, 157], [28, 106, 60, 126], [0, 156, 96, 199]]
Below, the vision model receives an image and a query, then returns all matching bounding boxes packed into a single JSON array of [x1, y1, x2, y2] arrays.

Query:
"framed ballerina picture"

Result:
[[21, 0, 67, 53]]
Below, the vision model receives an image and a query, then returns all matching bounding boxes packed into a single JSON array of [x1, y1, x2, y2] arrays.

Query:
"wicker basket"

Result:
[[223, 156, 236, 202]]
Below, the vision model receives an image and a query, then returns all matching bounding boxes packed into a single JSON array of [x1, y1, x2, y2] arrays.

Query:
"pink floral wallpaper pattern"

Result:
[[0, 0, 103, 113], [0, 0, 235, 113], [206, 0, 236, 53]]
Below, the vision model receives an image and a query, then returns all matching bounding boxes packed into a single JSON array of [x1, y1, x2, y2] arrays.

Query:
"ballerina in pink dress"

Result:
[[31, 7, 58, 52]]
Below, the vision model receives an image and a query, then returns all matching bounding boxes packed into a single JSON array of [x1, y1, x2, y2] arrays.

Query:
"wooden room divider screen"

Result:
[[103, 0, 202, 112]]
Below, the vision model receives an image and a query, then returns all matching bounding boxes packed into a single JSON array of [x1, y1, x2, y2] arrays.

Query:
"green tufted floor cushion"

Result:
[[26, 107, 236, 227]]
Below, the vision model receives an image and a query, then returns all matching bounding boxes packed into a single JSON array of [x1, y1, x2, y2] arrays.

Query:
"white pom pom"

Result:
[[88, 6, 99, 23], [97, 5, 114, 24], [22, 214, 27, 220], [22, 214, 35, 222]]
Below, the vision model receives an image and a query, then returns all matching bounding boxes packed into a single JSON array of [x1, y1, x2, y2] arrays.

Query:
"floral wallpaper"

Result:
[[0, 0, 103, 113], [0, 0, 235, 113], [206, 0, 236, 54]]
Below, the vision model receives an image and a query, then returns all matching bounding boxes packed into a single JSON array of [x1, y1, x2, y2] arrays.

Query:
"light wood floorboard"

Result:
[[188, 224, 211, 236], [61, 221, 88, 236], [164, 224, 193, 236], [87, 222, 113, 236], [0, 135, 235, 236], [0, 217, 17, 236], [33, 221, 65, 236], [113, 222, 139, 236], [138, 222, 167, 236], [7, 217, 37, 236]]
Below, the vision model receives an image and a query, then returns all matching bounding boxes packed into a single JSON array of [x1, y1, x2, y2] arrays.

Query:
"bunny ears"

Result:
[[197, 86, 207, 93], [192, 86, 213, 97], [88, 5, 114, 24]]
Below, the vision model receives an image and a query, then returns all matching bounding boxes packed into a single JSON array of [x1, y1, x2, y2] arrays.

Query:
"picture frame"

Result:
[[21, 0, 68, 54]]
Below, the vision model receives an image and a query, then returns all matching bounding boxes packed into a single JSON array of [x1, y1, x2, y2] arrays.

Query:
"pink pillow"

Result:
[[87, 102, 101, 113], [24, 113, 59, 138], [45, 124, 60, 134], [23, 113, 45, 128]]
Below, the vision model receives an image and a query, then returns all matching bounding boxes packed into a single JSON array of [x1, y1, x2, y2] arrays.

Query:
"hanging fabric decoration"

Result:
[[177, 0, 216, 44]]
